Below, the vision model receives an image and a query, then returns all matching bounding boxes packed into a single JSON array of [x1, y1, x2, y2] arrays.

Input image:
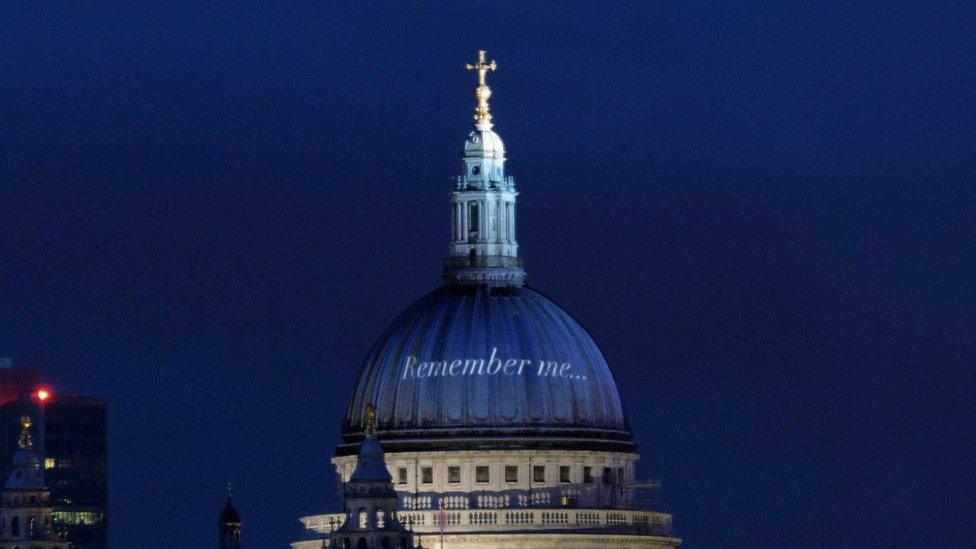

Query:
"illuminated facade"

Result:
[[0, 361, 108, 548], [292, 52, 680, 549]]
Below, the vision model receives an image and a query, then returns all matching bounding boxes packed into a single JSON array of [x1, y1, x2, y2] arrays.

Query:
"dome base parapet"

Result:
[[443, 255, 526, 286], [335, 434, 637, 457]]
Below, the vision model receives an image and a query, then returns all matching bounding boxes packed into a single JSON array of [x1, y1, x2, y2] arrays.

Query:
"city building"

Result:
[[0, 360, 107, 548], [292, 51, 680, 548], [0, 415, 69, 549]]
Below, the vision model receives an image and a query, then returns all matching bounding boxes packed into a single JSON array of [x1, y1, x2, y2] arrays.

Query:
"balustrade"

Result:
[[302, 507, 673, 537]]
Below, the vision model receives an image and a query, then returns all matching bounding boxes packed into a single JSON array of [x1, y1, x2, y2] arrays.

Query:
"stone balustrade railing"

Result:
[[301, 508, 672, 536]]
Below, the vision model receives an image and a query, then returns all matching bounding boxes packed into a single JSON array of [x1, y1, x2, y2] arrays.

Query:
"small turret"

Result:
[[331, 404, 414, 549], [0, 416, 68, 549]]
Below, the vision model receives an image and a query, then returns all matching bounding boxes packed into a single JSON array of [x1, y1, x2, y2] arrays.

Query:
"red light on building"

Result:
[[36, 389, 51, 401]]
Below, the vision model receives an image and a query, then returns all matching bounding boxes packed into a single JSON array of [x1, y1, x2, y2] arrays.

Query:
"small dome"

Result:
[[338, 284, 633, 456], [464, 128, 505, 158]]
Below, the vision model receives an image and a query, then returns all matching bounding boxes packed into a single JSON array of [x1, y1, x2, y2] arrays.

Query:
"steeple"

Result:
[[331, 404, 414, 549], [6, 416, 45, 492], [0, 416, 68, 549], [218, 483, 241, 549], [444, 50, 525, 287]]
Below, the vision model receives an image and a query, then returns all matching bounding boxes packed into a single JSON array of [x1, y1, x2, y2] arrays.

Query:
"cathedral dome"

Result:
[[338, 284, 633, 456]]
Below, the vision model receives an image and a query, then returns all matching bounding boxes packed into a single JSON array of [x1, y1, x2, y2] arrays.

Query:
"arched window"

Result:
[[357, 538, 367, 549], [358, 508, 368, 529], [375, 507, 386, 528], [381, 537, 390, 549], [11, 516, 20, 537], [468, 202, 479, 235]]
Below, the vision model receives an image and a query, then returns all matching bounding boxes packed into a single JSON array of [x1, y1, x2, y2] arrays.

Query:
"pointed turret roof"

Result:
[[219, 497, 241, 524], [348, 434, 390, 483], [219, 482, 241, 524], [348, 403, 391, 483], [5, 415, 46, 491]]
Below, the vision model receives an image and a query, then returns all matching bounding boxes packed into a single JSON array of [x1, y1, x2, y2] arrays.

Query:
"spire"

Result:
[[220, 481, 240, 524], [466, 50, 497, 127], [5, 415, 46, 490], [0, 413, 66, 548], [445, 50, 525, 287], [218, 483, 241, 549], [18, 415, 33, 450], [350, 404, 390, 483], [333, 404, 415, 548]]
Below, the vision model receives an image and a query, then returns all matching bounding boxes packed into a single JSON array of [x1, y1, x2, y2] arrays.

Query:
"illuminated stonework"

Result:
[[291, 51, 680, 549]]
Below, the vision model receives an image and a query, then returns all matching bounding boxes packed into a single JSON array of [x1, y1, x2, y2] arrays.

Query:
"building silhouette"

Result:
[[218, 490, 242, 549], [0, 360, 107, 548]]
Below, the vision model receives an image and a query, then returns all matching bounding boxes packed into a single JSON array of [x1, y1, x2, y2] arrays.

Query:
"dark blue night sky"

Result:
[[2, 2, 974, 547]]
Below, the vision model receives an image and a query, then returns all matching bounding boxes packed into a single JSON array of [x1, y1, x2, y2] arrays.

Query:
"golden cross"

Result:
[[466, 49, 497, 87], [466, 50, 497, 124]]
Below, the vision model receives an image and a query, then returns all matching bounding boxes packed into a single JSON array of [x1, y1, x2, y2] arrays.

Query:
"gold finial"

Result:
[[364, 403, 377, 435], [466, 50, 497, 125], [18, 415, 33, 450]]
